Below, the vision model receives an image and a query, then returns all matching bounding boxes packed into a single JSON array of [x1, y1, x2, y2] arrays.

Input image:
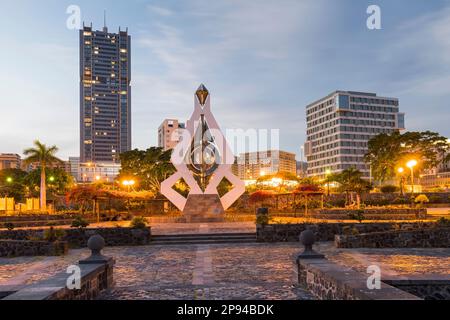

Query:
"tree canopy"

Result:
[[365, 131, 450, 183], [118, 147, 175, 194], [0, 169, 27, 201]]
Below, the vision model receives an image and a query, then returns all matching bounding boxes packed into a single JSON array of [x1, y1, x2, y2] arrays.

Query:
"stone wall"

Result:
[[3, 258, 114, 300], [335, 227, 450, 248], [319, 208, 426, 218], [384, 279, 450, 300], [295, 257, 420, 300], [0, 240, 68, 257], [257, 222, 434, 242], [0, 227, 151, 248], [0, 214, 96, 228]]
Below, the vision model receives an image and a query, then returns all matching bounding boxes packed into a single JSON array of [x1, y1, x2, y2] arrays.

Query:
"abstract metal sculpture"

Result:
[[161, 85, 245, 221]]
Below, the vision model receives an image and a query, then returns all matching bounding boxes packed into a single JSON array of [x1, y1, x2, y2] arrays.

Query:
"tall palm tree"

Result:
[[23, 140, 63, 211]]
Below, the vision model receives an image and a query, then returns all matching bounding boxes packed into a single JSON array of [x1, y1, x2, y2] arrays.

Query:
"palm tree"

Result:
[[23, 140, 63, 211]]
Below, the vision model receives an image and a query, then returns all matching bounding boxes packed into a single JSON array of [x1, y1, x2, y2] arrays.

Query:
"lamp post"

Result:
[[325, 169, 331, 196], [397, 167, 405, 196], [122, 180, 135, 192], [406, 160, 418, 194], [122, 180, 135, 214]]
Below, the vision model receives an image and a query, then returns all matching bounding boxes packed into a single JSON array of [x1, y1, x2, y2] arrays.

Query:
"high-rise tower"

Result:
[[80, 24, 131, 163]]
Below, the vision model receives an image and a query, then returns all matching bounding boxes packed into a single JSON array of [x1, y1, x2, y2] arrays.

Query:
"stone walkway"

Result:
[[318, 243, 450, 278], [1, 241, 449, 300], [98, 243, 313, 300]]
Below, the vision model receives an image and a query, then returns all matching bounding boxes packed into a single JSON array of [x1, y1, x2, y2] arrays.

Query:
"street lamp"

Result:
[[397, 167, 405, 195], [122, 180, 136, 192], [6, 177, 13, 184], [325, 169, 331, 196], [406, 160, 418, 194]]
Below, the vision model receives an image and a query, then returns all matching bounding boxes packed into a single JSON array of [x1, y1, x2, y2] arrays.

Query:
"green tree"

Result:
[[365, 131, 450, 183], [333, 168, 372, 208], [23, 168, 74, 197], [23, 140, 63, 211], [0, 169, 27, 201], [118, 147, 175, 194]]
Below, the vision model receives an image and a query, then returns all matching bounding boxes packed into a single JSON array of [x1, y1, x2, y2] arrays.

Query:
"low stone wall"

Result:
[[3, 258, 114, 300], [335, 227, 450, 248], [257, 222, 434, 242], [0, 214, 79, 222], [385, 278, 450, 300], [311, 214, 421, 220], [0, 240, 68, 257], [0, 214, 97, 228], [0, 227, 151, 248], [319, 208, 427, 217], [295, 257, 420, 300]]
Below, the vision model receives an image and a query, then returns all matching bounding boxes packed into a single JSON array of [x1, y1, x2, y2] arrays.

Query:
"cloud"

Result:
[[132, 0, 334, 152], [147, 4, 173, 17]]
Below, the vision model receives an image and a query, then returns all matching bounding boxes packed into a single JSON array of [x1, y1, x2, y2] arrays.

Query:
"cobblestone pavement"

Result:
[[98, 243, 313, 300], [317, 242, 450, 278], [1, 241, 449, 299]]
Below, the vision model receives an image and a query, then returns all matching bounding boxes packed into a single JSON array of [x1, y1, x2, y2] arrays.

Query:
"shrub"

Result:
[[256, 214, 270, 225], [436, 217, 450, 227], [348, 210, 365, 223], [129, 216, 148, 229], [414, 194, 429, 207], [43, 227, 66, 242], [3, 223, 15, 230], [380, 185, 399, 193], [428, 195, 442, 204], [71, 216, 90, 229]]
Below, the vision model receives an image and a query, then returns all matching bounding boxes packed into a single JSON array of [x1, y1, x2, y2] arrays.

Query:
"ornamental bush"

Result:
[[43, 227, 66, 242], [71, 216, 90, 229], [129, 216, 148, 229], [414, 194, 429, 207]]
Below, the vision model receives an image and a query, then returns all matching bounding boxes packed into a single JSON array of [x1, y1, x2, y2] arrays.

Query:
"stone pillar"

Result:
[[79, 235, 115, 289]]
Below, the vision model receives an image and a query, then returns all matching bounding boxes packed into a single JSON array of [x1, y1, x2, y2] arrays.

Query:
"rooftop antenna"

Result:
[[103, 10, 107, 32]]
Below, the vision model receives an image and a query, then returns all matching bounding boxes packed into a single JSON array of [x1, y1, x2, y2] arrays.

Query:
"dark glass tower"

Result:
[[80, 24, 131, 163]]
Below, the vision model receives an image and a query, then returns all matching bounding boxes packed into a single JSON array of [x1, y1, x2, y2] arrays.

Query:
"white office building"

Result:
[[304, 91, 405, 179]]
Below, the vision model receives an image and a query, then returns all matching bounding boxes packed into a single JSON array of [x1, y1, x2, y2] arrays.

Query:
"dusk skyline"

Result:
[[1, 0, 450, 159]]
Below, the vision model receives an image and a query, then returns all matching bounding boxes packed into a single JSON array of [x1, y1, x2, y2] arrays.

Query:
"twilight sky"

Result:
[[0, 0, 450, 160]]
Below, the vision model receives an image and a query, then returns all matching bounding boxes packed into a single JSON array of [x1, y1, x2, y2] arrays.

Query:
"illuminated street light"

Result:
[[325, 169, 331, 196], [49, 176, 55, 182], [6, 177, 13, 183], [397, 167, 405, 195], [95, 175, 101, 181], [406, 160, 418, 194], [122, 180, 136, 192]]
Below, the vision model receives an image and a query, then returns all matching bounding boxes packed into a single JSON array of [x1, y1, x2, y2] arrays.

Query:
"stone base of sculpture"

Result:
[[182, 194, 225, 223]]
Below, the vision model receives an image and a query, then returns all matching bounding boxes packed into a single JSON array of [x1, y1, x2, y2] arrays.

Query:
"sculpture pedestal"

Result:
[[183, 194, 225, 223]]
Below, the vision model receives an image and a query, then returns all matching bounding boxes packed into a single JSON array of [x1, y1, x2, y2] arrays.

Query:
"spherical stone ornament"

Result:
[[87, 234, 105, 253], [299, 229, 315, 246]]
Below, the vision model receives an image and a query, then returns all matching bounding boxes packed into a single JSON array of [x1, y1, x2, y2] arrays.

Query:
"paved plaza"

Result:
[[0, 233, 448, 300]]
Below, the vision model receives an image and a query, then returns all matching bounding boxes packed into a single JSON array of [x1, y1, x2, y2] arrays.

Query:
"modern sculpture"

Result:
[[161, 84, 245, 222]]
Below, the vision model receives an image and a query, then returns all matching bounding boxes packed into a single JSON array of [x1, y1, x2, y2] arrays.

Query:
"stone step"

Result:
[[151, 233, 257, 245]]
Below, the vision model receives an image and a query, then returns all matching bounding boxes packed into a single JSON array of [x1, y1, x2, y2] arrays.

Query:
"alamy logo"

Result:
[[66, 265, 81, 290], [367, 265, 381, 290], [367, 5, 382, 30], [66, 5, 81, 30]]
